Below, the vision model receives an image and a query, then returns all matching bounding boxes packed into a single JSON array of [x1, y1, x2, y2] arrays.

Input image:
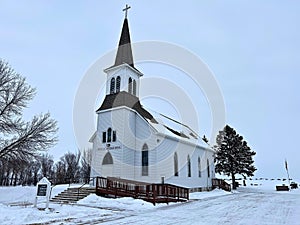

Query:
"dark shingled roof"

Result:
[[97, 91, 158, 124], [114, 18, 134, 68]]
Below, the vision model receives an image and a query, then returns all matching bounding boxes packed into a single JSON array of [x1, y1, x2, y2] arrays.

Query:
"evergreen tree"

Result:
[[214, 125, 256, 189]]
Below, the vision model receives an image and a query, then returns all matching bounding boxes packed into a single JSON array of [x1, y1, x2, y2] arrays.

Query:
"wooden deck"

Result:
[[96, 177, 189, 205], [212, 178, 231, 192]]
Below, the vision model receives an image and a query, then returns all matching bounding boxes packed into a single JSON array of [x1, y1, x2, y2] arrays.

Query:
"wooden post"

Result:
[[152, 184, 156, 205], [285, 159, 291, 189]]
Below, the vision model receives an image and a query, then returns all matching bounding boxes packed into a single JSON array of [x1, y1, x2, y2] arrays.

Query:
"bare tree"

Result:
[[62, 151, 81, 183], [0, 59, 58, 162], [81, 149, 92, 183], [54, 161, 66, 184], [40, 153, 54, 178], [0, 154, 46, 186]]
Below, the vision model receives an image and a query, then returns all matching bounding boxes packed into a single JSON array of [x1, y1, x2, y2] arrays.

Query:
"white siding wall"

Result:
[[91, 106, 215, 189], [166, 146, 215, 188]]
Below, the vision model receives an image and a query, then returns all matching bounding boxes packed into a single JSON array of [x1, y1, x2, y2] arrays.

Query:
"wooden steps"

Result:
[[51, 187, 95, 204]]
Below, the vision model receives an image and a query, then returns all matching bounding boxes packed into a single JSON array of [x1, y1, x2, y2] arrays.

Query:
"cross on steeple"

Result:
[[123, 4, 131, 19]]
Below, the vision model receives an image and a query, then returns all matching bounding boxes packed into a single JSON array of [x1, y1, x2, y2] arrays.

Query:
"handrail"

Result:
[[49, 184, 58, 200], [76, 177, 96, 201], [212, 178, 231, 191]]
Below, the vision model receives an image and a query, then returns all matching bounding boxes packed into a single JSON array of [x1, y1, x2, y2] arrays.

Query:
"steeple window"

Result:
[[110, 78, 115, 94], [128, 77, 132, 93], [116, 76, 121, 93], [133, 79, 136, 96]]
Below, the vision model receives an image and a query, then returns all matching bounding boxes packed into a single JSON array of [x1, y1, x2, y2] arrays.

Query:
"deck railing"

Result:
[[96, 177, 189, 205], [212, 178, 231, 192]]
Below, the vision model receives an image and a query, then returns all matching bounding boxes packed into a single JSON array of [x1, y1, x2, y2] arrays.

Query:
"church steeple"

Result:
[[114, 7, 134, 68], [104, 5, 142, 98]]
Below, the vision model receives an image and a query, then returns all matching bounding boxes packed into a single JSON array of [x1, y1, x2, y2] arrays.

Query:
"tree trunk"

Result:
[[10, 173, 14, 186], [231, 172, 236, 190], [13, 172, 17, 186]]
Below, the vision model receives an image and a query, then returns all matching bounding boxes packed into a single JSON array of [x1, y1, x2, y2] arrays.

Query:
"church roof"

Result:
[[96, 91, 158, 124], [96, 91, 207, 147], [114, 18, 134, 68], [143, 109, 206, 147]]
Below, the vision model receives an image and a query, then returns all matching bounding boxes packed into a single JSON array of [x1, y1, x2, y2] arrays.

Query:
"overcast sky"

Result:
[[1, 1, 299, 179]]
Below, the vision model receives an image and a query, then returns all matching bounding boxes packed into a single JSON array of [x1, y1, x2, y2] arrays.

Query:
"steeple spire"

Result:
[[114, 5, 134, 68]]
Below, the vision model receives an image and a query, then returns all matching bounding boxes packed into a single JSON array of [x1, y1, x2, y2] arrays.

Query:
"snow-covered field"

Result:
[[0, 180, 299, 225]]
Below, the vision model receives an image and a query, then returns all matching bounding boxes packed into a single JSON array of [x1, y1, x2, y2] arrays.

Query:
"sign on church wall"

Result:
[[98, 145, 121, 151]]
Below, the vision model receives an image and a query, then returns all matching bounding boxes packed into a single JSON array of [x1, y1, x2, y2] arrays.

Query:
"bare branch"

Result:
[[0, 59, 58, 162]]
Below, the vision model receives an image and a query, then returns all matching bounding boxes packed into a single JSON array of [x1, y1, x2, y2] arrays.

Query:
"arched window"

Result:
[[207, 159, 210, 178], [133, 80, 136, 96], [116, 76, 121, 93], [128, 77, 132, 94], [110, 78, 115, 94], [142, 144, 149, 176], [102, 152, 113, 165], [112, 131, 116, 142], [174, 152, 178, 176], [187, 155, 191, 177], [198, 157, 201, 177], [107, 128, 112, 142], [102, 132, 106, 143]]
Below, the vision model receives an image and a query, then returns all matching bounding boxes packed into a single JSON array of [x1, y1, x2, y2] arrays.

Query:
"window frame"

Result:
[[112, 130, 116, 142], [128, 77, 132, 94], [207, 159, 210, 178], [174, 152, 179, 177], [110, 77, 115, 94], [142, 144, 149, 176], [107, 128, 112, 142], [198, 157, 201, 177], [133, 79, 137, 96], [187, 155, 191, 177], [102, 132, 106, 143], [116, 76, 121, 93]]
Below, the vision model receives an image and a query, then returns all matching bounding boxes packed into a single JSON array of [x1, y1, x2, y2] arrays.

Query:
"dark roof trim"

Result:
[[163, 125, 190, 139], [96, 91, 158, 124]]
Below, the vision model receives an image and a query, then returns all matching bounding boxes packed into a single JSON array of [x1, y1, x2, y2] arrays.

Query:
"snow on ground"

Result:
[[0, 180, 299, 225]]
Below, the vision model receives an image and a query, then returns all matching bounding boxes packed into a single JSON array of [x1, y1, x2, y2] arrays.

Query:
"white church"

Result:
[[90, 8, 215, 190]]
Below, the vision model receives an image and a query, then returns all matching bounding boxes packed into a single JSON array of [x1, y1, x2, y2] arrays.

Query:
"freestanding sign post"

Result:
[[34, 177, 51, 209]]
